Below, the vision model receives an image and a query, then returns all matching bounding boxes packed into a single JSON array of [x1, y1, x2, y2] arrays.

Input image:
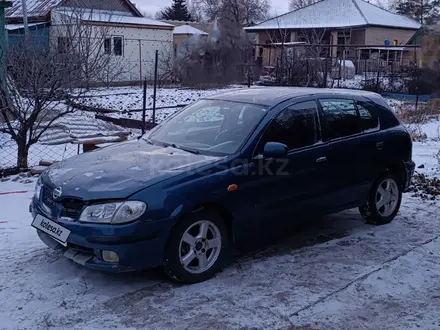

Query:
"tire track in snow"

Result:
[[289, 234, 440, 319]]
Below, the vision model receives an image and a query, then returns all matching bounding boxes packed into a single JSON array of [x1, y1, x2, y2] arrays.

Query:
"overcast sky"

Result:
[[131, 0, 290, 18]]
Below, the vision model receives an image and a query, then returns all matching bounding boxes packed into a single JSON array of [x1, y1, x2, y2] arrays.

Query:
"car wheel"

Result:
[[359, 174, 402, 225], [163, 210, 228, 283]]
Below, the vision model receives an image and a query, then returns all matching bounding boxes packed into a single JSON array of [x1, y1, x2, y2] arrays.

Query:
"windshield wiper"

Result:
[[141, 137, 154, 145], [169, 143, 200, 155]]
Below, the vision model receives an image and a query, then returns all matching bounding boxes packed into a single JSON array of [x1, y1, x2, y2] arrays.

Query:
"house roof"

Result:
[[6, 0, 63, 19], [60, 10, 174, 28], [245, 0, 421, 31], [6, 21, 49, 30], [173, 24, 208, 35], [162, 20, 213, 33], [6, 0, 143, 20]]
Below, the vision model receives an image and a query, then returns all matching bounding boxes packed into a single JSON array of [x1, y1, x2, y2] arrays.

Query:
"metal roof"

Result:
[[6, 0, 143, 19], [6, 0, 63, 19]]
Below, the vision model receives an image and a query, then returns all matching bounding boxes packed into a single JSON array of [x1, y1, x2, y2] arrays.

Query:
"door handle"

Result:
[[316, 156, 327, 164], [376, 142, 384, 150]]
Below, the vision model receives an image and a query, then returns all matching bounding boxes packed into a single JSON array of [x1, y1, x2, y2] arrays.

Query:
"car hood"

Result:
[[41, 140, 223, 200]]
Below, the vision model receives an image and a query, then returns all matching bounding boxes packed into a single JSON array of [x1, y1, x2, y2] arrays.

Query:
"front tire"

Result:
[[359, 174, 402, 225], [163, 210, 228, 283]]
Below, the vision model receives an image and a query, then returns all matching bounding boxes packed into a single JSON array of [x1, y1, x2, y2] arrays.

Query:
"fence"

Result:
[[250, 43, 426, 93], [1, 33, 436, 176]]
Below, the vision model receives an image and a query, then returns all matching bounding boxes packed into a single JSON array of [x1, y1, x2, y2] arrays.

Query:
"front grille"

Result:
[[41, 186, 86, 220], [42, 188, 57, 209], [61, 199, 86, 219]]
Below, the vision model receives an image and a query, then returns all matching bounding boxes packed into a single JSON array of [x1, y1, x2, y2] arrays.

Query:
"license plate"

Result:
[[32, 214, 71, 244]]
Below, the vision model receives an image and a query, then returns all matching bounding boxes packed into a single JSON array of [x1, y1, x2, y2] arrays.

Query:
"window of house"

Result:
[[104, 38, 111, 55], [57, 37, 70, 54], [103, 37, 123, 56], [256, 101, 320, 154], [357, 101, 380, 132], [113, 37, 123, 56], [319, 99, 362, 140]]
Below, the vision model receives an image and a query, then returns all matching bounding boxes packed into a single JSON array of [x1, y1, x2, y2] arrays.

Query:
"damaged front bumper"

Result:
[[30, 200, 176, 273]]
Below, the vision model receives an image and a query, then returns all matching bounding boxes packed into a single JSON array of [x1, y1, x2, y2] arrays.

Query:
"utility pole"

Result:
[[0, 1, 12, 93], [21, 0, 29, 37]]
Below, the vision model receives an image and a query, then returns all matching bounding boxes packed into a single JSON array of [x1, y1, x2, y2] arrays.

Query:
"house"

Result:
[[172, 24, 208, 47], [6, 0, 174, 84], [162, 20, 213, 34], [245, 0, 421, 68]]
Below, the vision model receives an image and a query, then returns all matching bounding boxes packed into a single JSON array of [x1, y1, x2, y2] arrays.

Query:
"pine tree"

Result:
[[396, 0, 440, 25], [159, 0, 194, 21]]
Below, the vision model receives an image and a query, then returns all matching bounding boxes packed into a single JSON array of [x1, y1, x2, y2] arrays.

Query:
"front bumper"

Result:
[[31, 201, 177, 272], [404, 160, 416, 192]]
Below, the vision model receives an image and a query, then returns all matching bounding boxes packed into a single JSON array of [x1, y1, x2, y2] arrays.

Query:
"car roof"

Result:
[[204, 87, 381, 107]]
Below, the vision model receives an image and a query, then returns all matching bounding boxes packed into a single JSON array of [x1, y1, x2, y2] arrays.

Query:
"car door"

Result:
[[251, 100, 332, 220], [317, 98, 366, 210]]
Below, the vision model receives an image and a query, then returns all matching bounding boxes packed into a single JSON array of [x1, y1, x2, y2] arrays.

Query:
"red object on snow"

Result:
[[0, 190, 29, 196]]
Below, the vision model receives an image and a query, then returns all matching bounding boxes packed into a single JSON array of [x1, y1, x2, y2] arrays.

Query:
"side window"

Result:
[[357, 101, 380, 132], [257, 101, 320, 153], [319, 99, 362, 140]]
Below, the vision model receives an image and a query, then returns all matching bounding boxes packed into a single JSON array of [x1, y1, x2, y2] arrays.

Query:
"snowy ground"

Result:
[[0, 118, 440, 329], [78, 85, 244, 112]]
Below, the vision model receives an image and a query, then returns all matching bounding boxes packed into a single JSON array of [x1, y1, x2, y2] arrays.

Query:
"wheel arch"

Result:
[[188, 202, 235, 243], [385, 161, 407, 189]]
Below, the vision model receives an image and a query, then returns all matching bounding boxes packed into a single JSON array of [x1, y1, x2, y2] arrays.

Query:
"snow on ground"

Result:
[[78, 85, 245, 112], [0, 120, 440, 329]]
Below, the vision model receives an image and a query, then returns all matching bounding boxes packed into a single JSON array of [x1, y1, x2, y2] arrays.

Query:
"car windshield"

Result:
[[147, 99, 268, 155]]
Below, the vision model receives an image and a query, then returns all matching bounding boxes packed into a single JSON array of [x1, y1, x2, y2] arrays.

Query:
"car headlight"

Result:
[[79, 201, 147, 224], [34, 179, 42, 200]]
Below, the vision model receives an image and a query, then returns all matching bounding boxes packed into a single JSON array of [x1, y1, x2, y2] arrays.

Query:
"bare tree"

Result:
[[187, 0, 205, 21], [0, 6, 123, 169], [263, 14, 328, 86], [149, 43, 176, 87], [288, 0, 320, 11], [200, 0, 270, 24]]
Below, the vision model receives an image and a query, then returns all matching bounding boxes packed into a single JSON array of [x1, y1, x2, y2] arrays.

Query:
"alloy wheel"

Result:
[[178, 220, 222, 274], [375, 178, 399, 217]]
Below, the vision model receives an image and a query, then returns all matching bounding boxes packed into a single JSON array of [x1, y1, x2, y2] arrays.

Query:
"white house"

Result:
[[6, 0, 174, 84]]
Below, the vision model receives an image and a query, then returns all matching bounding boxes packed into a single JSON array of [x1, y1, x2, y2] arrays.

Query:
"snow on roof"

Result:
[[173, 24, 208, 35], [6, 22, 48, 30], [245, 0, 421, 31], [269, 41, 307, 46], [6, 0, 63, 18], [61, 10, 173, 28]]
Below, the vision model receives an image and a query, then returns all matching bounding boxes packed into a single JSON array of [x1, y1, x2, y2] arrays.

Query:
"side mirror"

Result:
[[263, 142, 288, 158]]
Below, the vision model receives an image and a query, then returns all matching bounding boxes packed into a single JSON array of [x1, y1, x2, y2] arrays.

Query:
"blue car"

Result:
[[30, 88, 415, 283]]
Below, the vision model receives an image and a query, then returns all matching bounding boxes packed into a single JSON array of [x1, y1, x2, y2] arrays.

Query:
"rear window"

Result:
[[356, 101, 380, 132], [364, 96, 400, 129]]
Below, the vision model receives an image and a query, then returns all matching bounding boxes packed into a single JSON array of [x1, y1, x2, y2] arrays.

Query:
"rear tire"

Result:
[[163, 210, 228, 283], [359, 173, 402, 225]]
